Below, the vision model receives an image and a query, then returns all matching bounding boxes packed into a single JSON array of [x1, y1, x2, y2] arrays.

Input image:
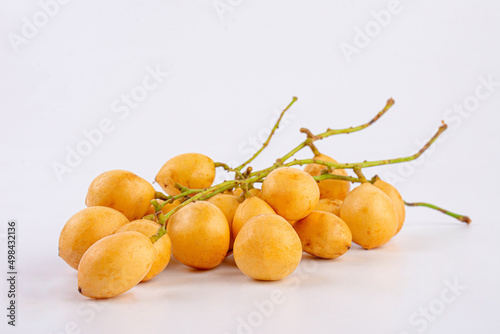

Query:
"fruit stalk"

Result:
[[404, 201, 471, 223], [148, 100, 467, 239], [235, 96, 298, 172], [278, 98, 395, 164], [149, 122, 448, 234]]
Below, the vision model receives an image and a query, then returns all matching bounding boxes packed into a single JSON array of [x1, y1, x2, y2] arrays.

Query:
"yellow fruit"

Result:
[[85, 170, 155, 221], [145, 199, 182, 216], [59, 207, 129, 270], [303, 154, 350, 200], [155, 153, 215, 196], [314, 198, 343, 216], [114, 220, 171, 282], [78, 231, 155, 299], [232, 196, 276, 238], [293, 211, 351, 259], [167, 201, 229, 269], [207, 194, 240, 251], [340, 183, 398, 249], [233, 214, 302, 281], [374, 179, 406, 235], [261, 167, 320, 221], [233, 188, 262, 198]]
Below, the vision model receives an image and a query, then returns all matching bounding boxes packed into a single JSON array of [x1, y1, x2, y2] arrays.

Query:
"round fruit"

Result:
[[207, 194, 240, 251], [233, 214, 302, 281], [155, 153, 215, 196], [85, 170, 155, 221], [339, 183, 398, 249], [167, 201, 229, 269], [78, 231, 155, 299], [303, 154, 350, 200], [294, 211, 352, 259], [114, 220, 172, 282], [59, 207, 129, 270], [374, 179, 406, 235], [314, 198, 343, 216], [233, 188, 262, 198], [261, 167, 320, 221], [232, 196, 276, 238]]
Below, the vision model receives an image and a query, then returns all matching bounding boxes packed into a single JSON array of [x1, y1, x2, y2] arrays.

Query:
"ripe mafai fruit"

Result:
[[234, 214, 302, 281], [85, 170, 155, 221], [340, 183, 398, 249], [262, 167, 320, 221]]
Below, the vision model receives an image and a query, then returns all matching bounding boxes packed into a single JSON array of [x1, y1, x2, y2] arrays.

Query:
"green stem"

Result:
[[235, 97, 298, 171], [353, 165, 368, 183], [214, 162, 244, 180], [278, 98, 395, 164], [154, 191, 170, 201], [313, 173, 363, 183], [148, 118, 453, 240], [151, 199, 162, 212], [157, 187, 203, 208], [404, 201, 471, 224], [251, 122, 447, 177], [150, 179, 242, 241], [318, 98, 395, 138]]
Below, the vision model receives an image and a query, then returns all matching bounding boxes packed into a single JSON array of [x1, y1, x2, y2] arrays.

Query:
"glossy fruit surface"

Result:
[[314, 198, 343, 216], [261, 167, 320, 221], [207, 194, 240, 251], [85, 170, 155, 221], [115, 219, 171, 282], [59, 206, 129, 270], [167, 201, 229, 269], [232, 196, 276, 238], [340, 183, 398, 249], [234, 214, 302, 281], [374, 179, 406, 235], [155, 153, 215, 196], [294, 211, 351, 259], [78, 231, 155, 299]]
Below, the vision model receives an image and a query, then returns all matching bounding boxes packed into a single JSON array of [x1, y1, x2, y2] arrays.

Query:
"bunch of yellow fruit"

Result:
[[58, 98, 469, 299]]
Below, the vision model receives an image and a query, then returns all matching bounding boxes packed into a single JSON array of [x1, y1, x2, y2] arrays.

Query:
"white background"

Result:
[[1, 0, 500, 333]]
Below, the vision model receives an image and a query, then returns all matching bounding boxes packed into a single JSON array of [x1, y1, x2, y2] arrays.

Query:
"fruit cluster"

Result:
[[58, 98, 470, 299]]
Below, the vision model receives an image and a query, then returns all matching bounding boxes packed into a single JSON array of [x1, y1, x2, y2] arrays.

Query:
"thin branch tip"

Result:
[[461, 216, 472, 224]]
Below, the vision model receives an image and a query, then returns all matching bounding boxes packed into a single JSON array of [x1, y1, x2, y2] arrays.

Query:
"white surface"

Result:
[[1, 1, 500, 333]]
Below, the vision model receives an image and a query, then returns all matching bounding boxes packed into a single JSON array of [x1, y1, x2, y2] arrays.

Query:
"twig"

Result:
[[404, 201, 471, 224], [235, 97, 298, 171], [279, 98, 395, 163]]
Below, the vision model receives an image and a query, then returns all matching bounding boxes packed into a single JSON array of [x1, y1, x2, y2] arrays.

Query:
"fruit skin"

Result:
[[233, 188, 262, 198], [314, 198, 343, 217], [340, 183, 398, 250], [233, 214, 302, 281], [232, 196, 276, 238], [374, 179, 406, 235], [261, 167, 320, 221], [155, 153, 215, 196], [294, 211, 351, 259], [167, 201, 229, 270], [78, 231, 155, 299], [59, 207, 129, 270], [207, 194, 240, 251], [303, 154, 350, 201], [85, 170, 155, 221], [114, 220, 171, 282]]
